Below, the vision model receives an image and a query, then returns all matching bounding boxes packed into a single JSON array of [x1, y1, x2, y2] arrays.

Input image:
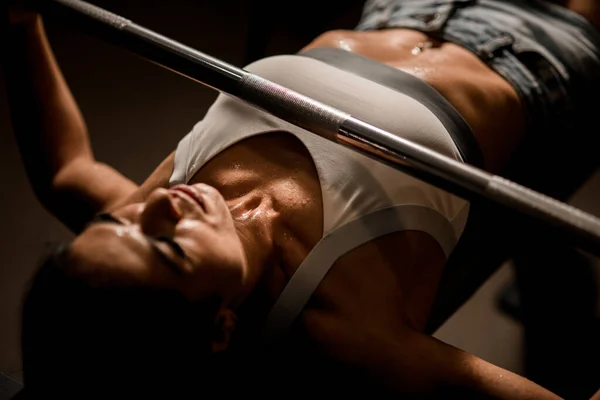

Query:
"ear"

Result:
[[211, 308, 237, 353]]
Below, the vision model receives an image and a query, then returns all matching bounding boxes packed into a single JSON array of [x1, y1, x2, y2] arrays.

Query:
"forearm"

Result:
[[3, 15, 93, 200], [2, 14, 138, 232]]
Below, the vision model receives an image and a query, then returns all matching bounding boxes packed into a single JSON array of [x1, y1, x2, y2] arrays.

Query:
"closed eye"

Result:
[[88, 212, 187, 274], [155, 236, 187, 260], [88, 212, 126, 226]]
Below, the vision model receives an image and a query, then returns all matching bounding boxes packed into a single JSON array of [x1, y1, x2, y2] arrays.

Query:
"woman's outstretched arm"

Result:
[[2, 12, 138, 233], [304, 309, 563, 399]]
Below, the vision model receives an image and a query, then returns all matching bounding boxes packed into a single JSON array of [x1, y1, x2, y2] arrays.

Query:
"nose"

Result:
[[139, 188, 182, 237]]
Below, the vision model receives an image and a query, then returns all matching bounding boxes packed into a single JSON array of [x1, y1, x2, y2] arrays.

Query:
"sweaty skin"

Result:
[[124, 29, 551, 398], [303, 29, 526, 174], [134, 28, 527, 332]]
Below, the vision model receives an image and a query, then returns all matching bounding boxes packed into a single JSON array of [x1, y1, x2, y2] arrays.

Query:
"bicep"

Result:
[[49, 152, 175, 232], [47, 158, 138, 233], [50, 152, 176, 232], [304, 310, 561, 398]]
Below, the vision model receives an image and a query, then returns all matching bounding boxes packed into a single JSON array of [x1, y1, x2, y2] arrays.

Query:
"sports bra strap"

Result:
[[264, 204, 457, 339]]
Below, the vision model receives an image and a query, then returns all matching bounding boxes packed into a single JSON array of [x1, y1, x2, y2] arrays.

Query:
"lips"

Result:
[[170, 185, 207, 212]]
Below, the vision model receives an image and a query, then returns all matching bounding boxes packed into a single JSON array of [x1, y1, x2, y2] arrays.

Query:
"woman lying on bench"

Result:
[[4, 0, 600, 398]]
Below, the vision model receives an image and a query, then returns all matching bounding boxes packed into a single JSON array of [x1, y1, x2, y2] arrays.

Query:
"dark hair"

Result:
[[21, 245, 221, 399]]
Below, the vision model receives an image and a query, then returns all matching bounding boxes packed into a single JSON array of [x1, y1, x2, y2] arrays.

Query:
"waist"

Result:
[[303, 28, 525, 172]]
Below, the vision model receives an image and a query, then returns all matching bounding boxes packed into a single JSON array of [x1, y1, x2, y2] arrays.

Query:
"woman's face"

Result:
[[69, 183, 251, 306]]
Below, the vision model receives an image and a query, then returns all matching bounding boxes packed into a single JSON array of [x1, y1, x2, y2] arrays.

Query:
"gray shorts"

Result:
[[355, 0, 600, 142]]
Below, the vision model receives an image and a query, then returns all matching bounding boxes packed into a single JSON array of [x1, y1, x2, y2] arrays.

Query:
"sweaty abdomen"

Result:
[[304, 29, 526, 173]]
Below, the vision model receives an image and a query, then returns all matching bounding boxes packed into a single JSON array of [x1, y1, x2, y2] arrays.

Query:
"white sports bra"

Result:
[[169, 48, 481, 338]]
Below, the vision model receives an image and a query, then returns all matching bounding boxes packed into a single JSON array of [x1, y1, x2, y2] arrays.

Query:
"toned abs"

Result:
[[304, 29, 526, 174]]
